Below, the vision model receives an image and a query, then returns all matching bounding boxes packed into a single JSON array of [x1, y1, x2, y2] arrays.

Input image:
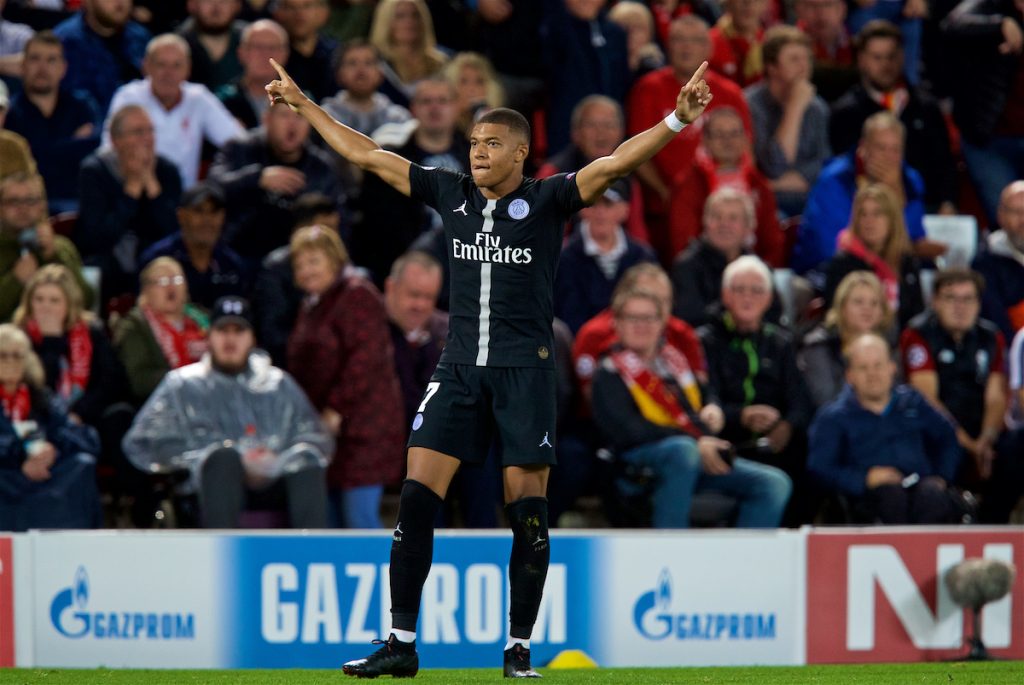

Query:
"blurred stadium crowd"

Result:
[[0, 0, 1023, 531]]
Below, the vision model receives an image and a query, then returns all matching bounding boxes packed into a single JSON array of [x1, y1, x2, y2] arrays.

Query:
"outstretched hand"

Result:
[[264, 58, 306, 112], [675, 61, 713, 124]]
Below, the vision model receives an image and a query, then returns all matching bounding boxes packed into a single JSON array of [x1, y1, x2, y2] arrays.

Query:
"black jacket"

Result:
[[209, 130, 347, 261], [942, 0, 1024, 144], [698, 312, 813, 445], [671, 240, 784, 328], [591, 356, 701, 453], [829, 83, 956, 209], [32, 323, 128, 427]]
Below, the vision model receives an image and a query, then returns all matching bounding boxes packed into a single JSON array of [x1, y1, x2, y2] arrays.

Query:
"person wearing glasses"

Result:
[[900, 268, 1023, 523], [0, 172, 93, 321], [0, 323, 101, 531], [113, 257, 209, 407], [591, 287, 791, 528], [698, 255, 813, 524]]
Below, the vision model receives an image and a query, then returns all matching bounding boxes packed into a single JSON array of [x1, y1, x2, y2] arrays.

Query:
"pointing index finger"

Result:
[[685, 61, 709, 89], [269, 58, 290, 81]]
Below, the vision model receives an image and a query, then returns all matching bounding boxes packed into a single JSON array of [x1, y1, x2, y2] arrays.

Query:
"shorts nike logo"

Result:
[[539, 432, 552, 448]]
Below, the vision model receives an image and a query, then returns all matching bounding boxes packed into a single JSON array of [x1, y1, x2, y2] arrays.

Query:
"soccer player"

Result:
[[265, 58, 712, 679]]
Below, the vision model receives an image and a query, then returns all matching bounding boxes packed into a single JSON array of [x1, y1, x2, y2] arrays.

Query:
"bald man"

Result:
[[808, 333, 961, 524]]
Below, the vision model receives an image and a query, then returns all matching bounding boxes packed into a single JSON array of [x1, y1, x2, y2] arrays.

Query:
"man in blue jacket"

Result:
[[792, 111, 944, 273], [54, 0, 151, 113], [808, 332, 961, 524]]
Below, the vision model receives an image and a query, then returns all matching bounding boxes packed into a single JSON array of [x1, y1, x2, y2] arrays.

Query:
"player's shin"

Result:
[[389, 479, 443, 636], [506, 496, 550, 643]]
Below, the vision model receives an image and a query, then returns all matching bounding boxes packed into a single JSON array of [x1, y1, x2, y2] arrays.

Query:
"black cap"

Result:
[[179, 182, 226, 210], [601, 178, 631, 204], [210, 296, 253, 330]]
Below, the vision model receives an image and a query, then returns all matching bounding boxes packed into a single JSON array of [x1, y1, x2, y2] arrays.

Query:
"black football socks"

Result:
[[506, 496, 551, 639], [389, 479, 443, 632]]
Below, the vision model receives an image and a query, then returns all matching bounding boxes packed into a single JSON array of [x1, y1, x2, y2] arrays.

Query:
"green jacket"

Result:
[[0, 230, 94, 322], [113, 305, 209, 407]]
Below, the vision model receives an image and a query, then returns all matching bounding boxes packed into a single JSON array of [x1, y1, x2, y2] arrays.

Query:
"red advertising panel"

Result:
[[807, 528, 1024, 663], [0, 536, 13, 667]]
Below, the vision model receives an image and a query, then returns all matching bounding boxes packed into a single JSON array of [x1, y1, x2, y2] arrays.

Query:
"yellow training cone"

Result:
[[547, 649, 599, 669]]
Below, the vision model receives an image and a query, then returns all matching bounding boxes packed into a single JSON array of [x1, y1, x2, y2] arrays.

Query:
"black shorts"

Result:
[[407, 363, 557, 466]]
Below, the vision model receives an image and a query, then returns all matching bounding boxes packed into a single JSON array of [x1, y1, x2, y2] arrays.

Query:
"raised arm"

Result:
[[265, 59, 413, 196], [574, 62, 712, 205]]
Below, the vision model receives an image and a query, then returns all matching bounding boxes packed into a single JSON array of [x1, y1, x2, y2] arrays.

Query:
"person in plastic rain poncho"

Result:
[[122, 295, 333, 528]]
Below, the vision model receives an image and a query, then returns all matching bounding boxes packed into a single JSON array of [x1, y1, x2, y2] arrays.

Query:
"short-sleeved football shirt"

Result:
[[409, 164, 587, 368]]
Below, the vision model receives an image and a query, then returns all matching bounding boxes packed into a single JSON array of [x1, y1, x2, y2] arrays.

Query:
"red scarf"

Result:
[[0, 384, 31, 423], [837, 229, 900, 311], [695, 145, 757, 195], [26, 319, 92, 403], [610, 346, 703, 439], [143, 306, 207, 369]]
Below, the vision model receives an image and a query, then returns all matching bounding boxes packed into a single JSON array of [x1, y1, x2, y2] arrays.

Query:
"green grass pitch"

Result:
[[0, 663, 1021, 684]]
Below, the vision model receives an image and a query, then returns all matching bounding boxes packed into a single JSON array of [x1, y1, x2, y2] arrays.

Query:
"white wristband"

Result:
[[663, 112, 687, 133]]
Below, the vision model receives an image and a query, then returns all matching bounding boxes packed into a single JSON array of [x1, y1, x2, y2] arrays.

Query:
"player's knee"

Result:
[[506, 496, 549, 551]]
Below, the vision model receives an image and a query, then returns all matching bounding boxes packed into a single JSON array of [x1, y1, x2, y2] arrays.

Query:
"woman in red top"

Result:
[[286, 226, 405, 528]]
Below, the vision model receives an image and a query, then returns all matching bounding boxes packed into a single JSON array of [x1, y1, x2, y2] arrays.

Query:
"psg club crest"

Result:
[[508, 199, 530, 220]]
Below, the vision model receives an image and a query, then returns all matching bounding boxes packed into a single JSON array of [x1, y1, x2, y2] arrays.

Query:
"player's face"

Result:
[[933, 282, 981, 336], [572, 102, 622, 161], [469, 123, 527, 189], [386, 263, 441, 334], [23, 43, 66, 95], [846, 340, 894, 403], [614, 296, 665, 357], [722, 270, 772, 330], [841, 284, 884, 335], [208, 323, 254, 370], [145, 45, 190, 102], [858, 37, 902, 91]]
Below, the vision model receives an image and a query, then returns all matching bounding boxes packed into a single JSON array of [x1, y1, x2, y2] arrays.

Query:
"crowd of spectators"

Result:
[[1, 0, 1023, 531]]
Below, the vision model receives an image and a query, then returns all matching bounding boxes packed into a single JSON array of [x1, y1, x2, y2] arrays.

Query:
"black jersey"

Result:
[[409, 164, 586, 368]]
